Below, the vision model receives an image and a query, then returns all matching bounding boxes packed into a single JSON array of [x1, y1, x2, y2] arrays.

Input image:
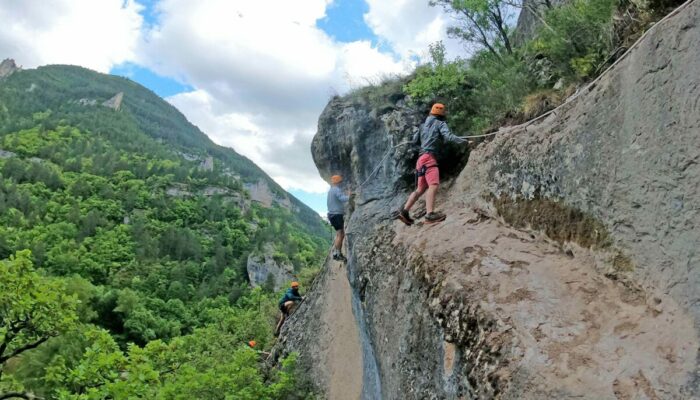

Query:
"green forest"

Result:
[[0, 66, 330, 399]]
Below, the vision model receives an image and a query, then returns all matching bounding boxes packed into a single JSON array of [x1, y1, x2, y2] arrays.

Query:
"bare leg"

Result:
[[425, 184, 439, 213], [334, 229, 345, 253], [403, 187, 427, 211], [275, 301, 297, 335], [284, 301, 296, 315], [274, 313, 285, 336]]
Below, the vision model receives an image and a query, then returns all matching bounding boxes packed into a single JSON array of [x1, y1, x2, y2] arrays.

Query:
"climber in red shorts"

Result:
[[395, 103, 466, 225]]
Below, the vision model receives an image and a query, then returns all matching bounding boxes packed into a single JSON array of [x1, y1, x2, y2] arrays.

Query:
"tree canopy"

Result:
[[0, 64, 328, 399]]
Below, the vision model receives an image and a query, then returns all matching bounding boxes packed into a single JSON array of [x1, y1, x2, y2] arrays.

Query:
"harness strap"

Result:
[[416, 164, 438, 177]]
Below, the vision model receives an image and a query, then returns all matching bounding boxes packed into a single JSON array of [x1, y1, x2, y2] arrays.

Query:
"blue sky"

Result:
[[111, 62, 192, 97], [318, 0, 377, 44]]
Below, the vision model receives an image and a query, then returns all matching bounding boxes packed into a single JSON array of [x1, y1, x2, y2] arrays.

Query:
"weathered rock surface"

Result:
[[463, 0, 700, 328], [78, 98, 97, 106], [102, 92, 124, 111], [199, 156, 214, 171], [282, 4, 699, 399], [165, 183, 193, 198], [272, 256, 364, 399], [0, 58, 19, 79], [0, 149, 16, 159], [244, 179, 295, 210], [247, 244, 295, 291]]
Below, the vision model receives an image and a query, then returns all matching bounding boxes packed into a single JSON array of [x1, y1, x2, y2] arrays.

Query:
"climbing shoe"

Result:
[[333, 253, 348, 262], [425, 211, 446, 224], [393, 208, 414, 226]]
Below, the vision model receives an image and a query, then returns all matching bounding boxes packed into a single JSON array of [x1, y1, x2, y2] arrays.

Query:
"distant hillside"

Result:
[[0, 63, 330, 397], [0, 64, 326, 237]]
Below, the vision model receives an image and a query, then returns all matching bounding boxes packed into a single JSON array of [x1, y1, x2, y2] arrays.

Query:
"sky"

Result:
[[0, 0, 468, 214]]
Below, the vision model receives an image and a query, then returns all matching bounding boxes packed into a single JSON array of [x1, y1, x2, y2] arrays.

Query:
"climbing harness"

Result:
[[415, 163, 438, 187], [355, 0, 695, 189], [416, 163, 437, 177]]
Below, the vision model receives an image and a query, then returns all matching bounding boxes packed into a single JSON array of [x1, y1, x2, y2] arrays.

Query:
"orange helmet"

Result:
[[430, 103, 446, 116], [248, 340, 257, 348], [291, 281, 299, 288], [331, 175, 343, 184]]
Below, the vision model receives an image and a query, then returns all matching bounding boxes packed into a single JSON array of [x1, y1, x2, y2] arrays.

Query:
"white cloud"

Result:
[[142, 0, 411, 194], [364, 0, 466, 60], [0, 0, 466, 198], [336, 40, 410, 88], [167, 90, 330, 194], [0, 0, 143, 72]]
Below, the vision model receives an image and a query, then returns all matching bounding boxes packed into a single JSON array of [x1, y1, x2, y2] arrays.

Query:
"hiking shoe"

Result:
[[394, 208, 414, 226], [425, 211, 446, 223]]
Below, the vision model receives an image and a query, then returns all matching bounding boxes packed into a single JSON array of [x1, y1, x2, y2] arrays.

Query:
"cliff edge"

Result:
[[278, 2, 699, 399]]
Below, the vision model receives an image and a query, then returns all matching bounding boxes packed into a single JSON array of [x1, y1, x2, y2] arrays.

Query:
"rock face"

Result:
[[199, 156, 214, 171], [512, 0, 570, 45], [465, 0, 700, 331], [310, 93, 468, 202], [271, 256, 365, 399], [0, 58, 19, 79], [281, 4, 700, 399], [244, 180, 295, 210], [102, 92, 124, 111], [246, 244, 295, 291], [0, 149, 16, 159]]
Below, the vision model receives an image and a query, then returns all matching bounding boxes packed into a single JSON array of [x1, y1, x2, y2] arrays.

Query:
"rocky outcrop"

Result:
[[0, 149, 16, 159], [165, 184, 193, 197], [244, 180, 294, 210], [0, 59, 19, 79], [513, 0, 560, 44], [102, 92, 124, 111], [247, 244, 295, 291], [282, 3, 700, 399], [78, 98, 97, 106], [199, 156, 214, 171]]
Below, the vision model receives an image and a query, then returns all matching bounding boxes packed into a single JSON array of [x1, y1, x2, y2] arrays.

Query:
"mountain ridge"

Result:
[[0, 62, 327, 237]]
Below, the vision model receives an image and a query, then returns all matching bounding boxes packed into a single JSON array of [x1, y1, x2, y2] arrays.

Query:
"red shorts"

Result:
[[416, 153, 439, 192]]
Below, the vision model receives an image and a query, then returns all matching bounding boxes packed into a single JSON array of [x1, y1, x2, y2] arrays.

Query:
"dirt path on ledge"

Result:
[[323, 260, 362, 400]]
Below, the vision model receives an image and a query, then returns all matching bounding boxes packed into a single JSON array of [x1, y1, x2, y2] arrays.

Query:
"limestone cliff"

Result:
[[277, 3, 699, 399], [247, 244, 295, 291], [0, 58, 19, 79]]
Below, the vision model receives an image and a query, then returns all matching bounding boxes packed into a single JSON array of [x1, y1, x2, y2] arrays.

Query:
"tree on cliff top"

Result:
[[430, 0, 519, 59]]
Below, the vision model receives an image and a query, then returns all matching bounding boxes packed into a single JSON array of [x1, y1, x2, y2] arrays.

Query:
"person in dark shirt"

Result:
[[274, 281, 304, 336]]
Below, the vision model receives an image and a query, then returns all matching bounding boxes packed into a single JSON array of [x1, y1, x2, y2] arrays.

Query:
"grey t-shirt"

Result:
[[327, 186, 349, 215]]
